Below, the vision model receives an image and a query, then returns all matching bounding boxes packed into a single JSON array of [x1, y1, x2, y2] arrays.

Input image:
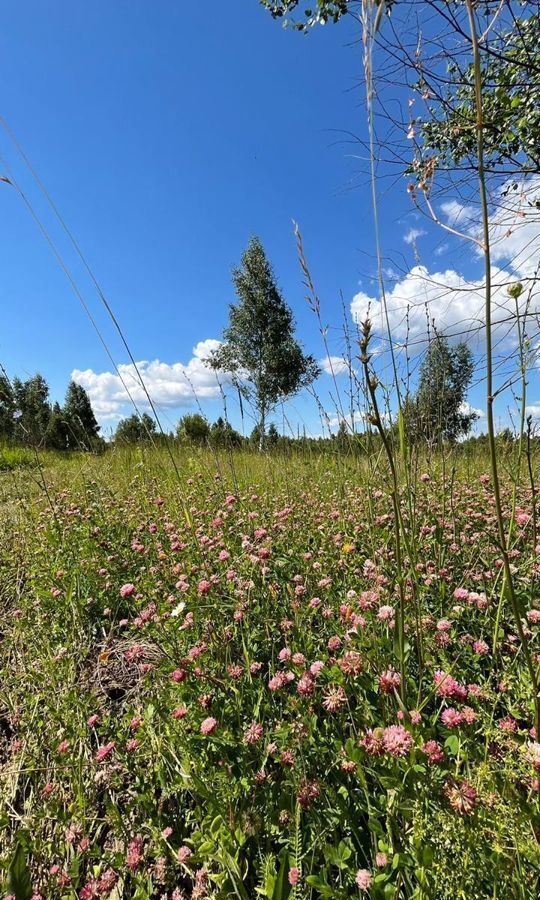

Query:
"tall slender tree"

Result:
[[208, 237, 319, 449], [413, 335, 477, 445], [63, 381, 100, 449], [12, 374, 51, 446], [45, 402, 70, 450], [0, 373, 15, 439]]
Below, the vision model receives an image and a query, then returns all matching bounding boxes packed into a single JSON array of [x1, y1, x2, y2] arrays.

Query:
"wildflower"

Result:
[[87, 714, 100, 727], [338, 650, 363, 676], [434, 670, 468, 702], [375, 852, 388, 867], [377, 605, 395, 622], [125, 644, 146, 663], [441, 708, 463, 728], [120, 583, 135, 598], [410, 710, 422, 725], [445, 779, 478, 815], [379, 668, 401, 694], [467, 683, 483, 697], [126, 739, 139, 752], [198, 579, 212, 594], [126, 835, 144, 871], [288, 868, 300, 886], [362, 728, 385, 756], [244, 721, 263, 744], [171, 601, 186, 617], [65, 823, 83, 844], [382, 724, 413, 757], [154, 856, 167, 883], [178, 845, 192, 863], [498, 716, 518, 733], [527, 610, 540, 625], [280, 749, 295, 767], [297, 778, 319, 808], [170, 668, 187, 683], [473, 639, 489, 655], [95, 741, 116, 763], [80, 869, 117, 899], [297, 672, 315, 696], [200, 716, 218, 736], [268, 671, 288, 692], [356, 869, 372, 891], [228, 664, 243, 679], [57, 739, 70, 754], [461, 706, 477, 724], [172, 706, 188, 719], [322, 685, 347, 711], [422, 740, 444, 765], [525, 741, 540, 772]]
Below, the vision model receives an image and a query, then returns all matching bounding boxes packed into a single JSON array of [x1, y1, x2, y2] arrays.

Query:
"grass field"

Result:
[[1, 446, 539, 898]]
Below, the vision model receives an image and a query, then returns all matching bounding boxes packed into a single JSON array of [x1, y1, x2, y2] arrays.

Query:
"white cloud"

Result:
[[319, 355, 350, 376], [440, 200, 476, 228], [327, 409, 391, 431], [526, 404, 540, 420], [327, 411, 366, 431], [351, 263, 520, 347], [404, 227, 426, 245], [72, 339, 225, 422], [459, 401, 485, 419], [351, 177, 540, 349], [434, 242, 449, 256]]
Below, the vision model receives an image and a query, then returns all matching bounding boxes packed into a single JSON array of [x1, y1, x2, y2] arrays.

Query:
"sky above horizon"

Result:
[[1, 1, 538, 439]]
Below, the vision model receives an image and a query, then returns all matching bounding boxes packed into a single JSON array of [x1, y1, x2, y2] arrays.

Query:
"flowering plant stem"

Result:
[[465, 0, 540, 736]]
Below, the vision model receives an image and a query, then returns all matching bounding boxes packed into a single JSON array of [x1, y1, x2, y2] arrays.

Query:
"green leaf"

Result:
[[272, 851, 291, 900], [8, 833, 32, 900], [305, 875, 334, 897]]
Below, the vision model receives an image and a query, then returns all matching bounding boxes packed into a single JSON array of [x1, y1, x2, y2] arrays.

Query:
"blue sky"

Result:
[[1, 1, 537, 437]]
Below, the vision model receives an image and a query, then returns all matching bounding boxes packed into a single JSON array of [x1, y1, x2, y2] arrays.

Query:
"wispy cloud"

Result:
[[403, 227, 426, 245], [319, 355, 350, 376]]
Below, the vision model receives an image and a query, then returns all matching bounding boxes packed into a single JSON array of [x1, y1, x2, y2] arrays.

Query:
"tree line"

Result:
[[1, 236, 479, 453], [0, 373, 102, 450]]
